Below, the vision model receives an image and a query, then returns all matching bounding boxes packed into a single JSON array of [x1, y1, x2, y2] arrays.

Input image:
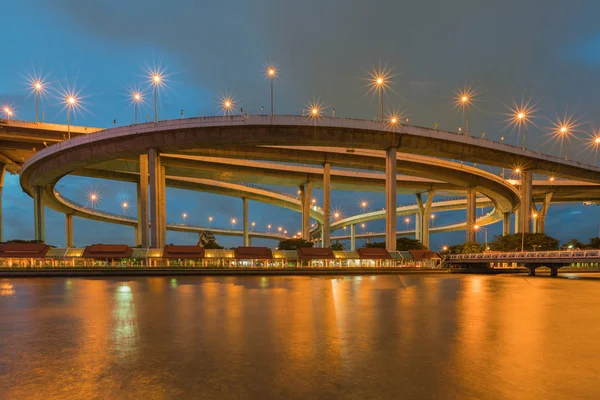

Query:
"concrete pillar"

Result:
[[0, 163, 4, 243], [33, 186, 45, 242], [535, 192, 553, 234], [514, 209, 520, 234], [385, 147, 397, 251], [350, 224, 356, 251], [415, 212, 422, 241], [519, 170, 533, 234], [160, 165, 166, 247], [149, 148, 161, 248], [243, 197, 249, 246], [300, 181, 312, 241], [503, 213, 511, 236], [323, 162, 331, 248], [138, 154, 149, 247], [422, 191, 434, 248], [65, 214, 74, 247], [466, 187, 476, 242]]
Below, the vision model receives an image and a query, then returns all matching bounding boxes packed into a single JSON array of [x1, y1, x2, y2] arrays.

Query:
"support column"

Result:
[[514, 209, 520, 234], [422, 191, 434, 248], [243, 197, 249, 246], [416, 193, 424, 242], [466, 187, 476, 242], [503, 213, 511, 236], [0, 163, 4, 243], [536, 192, 553, 234], [300, 181, 312, 241], [33, 186, 45, 242], [65, 214, 74, 247], [160, 165, 166, 248], [149, 148, 161, 248], [519, 170, 533, 234], [138, 154, 149, 247], [385, 147, 397, 251], [350, 224, 356, 251], [323, 162, 331, 248]]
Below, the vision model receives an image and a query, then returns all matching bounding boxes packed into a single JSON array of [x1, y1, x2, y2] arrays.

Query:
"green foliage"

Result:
[[278, 239, 314, 250], [2, 239, 45, 244], [588, 237, 600, 249], [448, 241, 485, 254], [562, 238, 586, 250], [329, 241, 345, 251], [488, 233, 559, 252], [203, 241, 224, 249], [365, 237, 427, 251]]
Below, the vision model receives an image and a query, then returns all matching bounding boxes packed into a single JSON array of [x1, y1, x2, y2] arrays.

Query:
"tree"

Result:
[[364, 237, 427, 251], [329, 241, 345, 251], [278, 238, 314, 250], [588, 237, 600, 249], [448, 241, 485, 254], [562, 238, 586, 250], [488, 233, 559, 252]]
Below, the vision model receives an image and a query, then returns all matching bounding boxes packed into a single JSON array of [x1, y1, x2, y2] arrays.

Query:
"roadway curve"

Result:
[[19, 115, 600, 244]]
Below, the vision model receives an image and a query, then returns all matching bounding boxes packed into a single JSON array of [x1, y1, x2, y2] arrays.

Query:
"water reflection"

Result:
[[1, 275, 600, 399], [112, 283, 138, 359]]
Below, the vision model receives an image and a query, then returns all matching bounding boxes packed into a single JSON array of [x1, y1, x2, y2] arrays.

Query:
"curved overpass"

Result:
[[18, 115, 600, 248]]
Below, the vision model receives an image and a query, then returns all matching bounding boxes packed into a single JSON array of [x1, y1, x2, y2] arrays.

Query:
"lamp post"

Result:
[[151, 73, 161, 123], [182, 212, 188, 224], [560, 125, 570, 160], [121, 201, 129, 215], [266, 66, 276, 117], [2, 107, 12, 120], [65, 96, 77, 139], [474, 225, 488, 249], [132, 92, 142, 124], [33, 81, 43, 123]]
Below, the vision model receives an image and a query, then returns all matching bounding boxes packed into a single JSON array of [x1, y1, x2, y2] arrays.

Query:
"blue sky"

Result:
[[2, 0, 600, 249]]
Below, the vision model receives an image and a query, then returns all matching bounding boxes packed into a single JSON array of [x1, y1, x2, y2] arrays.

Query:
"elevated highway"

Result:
[[10, 115, 600, 251]]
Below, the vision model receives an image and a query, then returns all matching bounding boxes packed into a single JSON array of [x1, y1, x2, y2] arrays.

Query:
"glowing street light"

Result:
[[182, 212, 188, 223], [550, 112, 580, 161], [455, 87, 477, 136], [230, 217, 237, 227], [208, 216, 213, 225], [361, 223, 366, 233], [404, 217, 411, 230], [220, 95, 235, 117], [278, 226, 282, 233], [65, 95, 78, 139], [430, 214, 435, 227], [360, 200, 368, 213], [267, 224, 272, 231], [132, 91, 143, 124], [368, 66, 392, 122], [505, 99, 537, 150], [2, 106, 13, 120], [474, 224, 488, 249], [33, 81, 43, 123], [121, 201, 129, 215], [149, 71, 163, 123], [87, 191, 100, 209], [265, 65, 277, 117], [251, 221, 256, 230]]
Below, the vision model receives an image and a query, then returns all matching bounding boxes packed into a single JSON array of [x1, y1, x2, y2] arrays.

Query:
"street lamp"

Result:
[[230, 217, 237, 227], [33, 81, 43, 123], [132, 91, 143, 124], [404, 217, 410, 230], [474, 224, 488, 249], [361, 223, 366, 233], [369, 66, 391, 122], [221, 96, 235, 117], [455, 87, 476, 136], [182, 212, 188, 223], [267, 224, 272, 231], [360, 200, 368, 213], [208, 216, 213, 226], [266, 65, 277, 117], [150, 72, 163, 123], [430, 214, 435, 227], [2, 106, 13, 120], [88, 191, 100, 209], [65, 95, 77, 139]]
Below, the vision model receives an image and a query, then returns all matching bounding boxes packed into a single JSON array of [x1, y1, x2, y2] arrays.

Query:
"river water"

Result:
[[1, 274, 599, 399]]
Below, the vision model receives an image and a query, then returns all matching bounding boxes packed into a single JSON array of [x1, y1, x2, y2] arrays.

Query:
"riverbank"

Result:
[[0, 267, 451, 277]]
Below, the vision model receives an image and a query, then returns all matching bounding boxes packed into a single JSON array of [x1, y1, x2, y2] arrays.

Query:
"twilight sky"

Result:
[[2, 0, 600, 249]]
